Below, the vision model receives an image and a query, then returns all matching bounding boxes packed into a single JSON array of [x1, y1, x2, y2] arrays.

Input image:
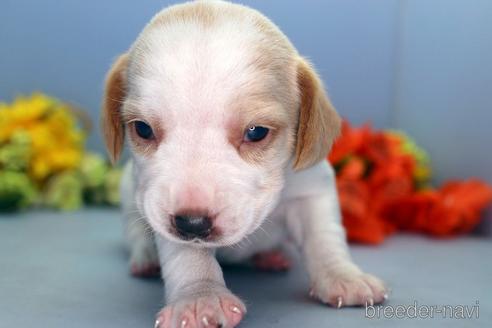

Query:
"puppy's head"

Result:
[[102, 1, 340, 247]]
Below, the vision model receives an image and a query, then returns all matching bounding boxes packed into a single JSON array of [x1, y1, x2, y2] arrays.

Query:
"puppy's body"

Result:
[[103, 1, 388, 327]]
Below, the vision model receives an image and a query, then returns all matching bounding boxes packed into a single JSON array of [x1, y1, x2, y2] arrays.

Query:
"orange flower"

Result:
[[329, 119, 492, 244], [425, 180, 492, 236], [338, 156, 366, 180], [382, 190, 439, 231], [336, 178, 387, 244], [329, 121, 371, 164], [361, 132, 402, 165]]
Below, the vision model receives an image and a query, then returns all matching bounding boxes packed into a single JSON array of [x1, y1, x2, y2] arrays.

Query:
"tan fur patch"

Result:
[[101, 54, 128, 163], [293, 57, 341, 170], [149, 1, 219, 28]]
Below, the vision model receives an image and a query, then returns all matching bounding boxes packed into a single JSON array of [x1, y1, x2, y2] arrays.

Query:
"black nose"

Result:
[[174, 215, 212, 239]]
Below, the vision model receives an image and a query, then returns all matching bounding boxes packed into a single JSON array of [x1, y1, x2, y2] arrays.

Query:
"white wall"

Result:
[[394, 0, 492, 185]]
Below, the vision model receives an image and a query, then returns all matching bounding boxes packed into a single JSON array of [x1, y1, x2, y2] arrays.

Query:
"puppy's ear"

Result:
[[101, 54, 128, 163], [293, 57, 341, 171]]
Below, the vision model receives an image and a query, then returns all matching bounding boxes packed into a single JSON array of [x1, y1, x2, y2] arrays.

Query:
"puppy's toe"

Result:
[[155, 292, 245, 328], [310, 271, 388, 308], [218, 294, 246, 327], [155, 307, 173, 328]]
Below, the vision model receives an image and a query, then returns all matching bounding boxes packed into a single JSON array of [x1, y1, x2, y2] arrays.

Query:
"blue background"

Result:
[[1, 0, 491, 186]]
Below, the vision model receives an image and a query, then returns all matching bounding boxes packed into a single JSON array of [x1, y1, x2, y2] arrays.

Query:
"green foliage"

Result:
[[0, 131, 32, 171], [44, 171, 84, 211], [0, 171, 38, 211]]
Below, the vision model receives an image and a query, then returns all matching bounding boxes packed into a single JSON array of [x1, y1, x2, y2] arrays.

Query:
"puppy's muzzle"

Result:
[[174, 214, 213, 240]]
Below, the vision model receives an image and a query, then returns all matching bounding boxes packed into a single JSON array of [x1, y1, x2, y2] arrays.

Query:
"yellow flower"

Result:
[[0, 93, 86, 181]]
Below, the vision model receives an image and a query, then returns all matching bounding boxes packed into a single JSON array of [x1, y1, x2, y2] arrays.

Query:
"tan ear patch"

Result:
[[293, 57, 341, 171], [101, 54, 128, 163]]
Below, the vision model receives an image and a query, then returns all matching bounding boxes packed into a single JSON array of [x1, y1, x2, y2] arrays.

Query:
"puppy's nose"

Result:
[[174, 214, 212, 239]]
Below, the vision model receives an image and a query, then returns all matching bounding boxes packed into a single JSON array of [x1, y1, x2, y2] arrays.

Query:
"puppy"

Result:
[[101, 1, 388, 327]]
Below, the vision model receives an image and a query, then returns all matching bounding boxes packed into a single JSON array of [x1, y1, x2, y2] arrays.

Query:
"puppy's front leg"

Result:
[[286, 192, 388, 308], [155, 237, 245, 328]]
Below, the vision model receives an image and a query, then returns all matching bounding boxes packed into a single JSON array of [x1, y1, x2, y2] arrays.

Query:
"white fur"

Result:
[[114, 1, 388, 327]]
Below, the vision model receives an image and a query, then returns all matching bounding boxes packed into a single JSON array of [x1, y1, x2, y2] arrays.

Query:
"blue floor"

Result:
[[0, 208, 490, 327]]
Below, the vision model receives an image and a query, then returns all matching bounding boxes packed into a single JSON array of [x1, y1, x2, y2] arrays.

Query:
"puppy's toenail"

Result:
[[337, 296, 343, 309], [181, 318, 188, 328], [309, 289, 314, 298], [154, 319, 160, 328], [202, 316, 210, 326], [369, 298, 374, 306], [230, 306, 241, 314], [383, 293, 389, 300]]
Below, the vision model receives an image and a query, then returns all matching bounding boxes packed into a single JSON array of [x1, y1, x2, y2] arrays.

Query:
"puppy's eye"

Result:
[[134, 121, 154, 140], [244, 125, 269, 142]]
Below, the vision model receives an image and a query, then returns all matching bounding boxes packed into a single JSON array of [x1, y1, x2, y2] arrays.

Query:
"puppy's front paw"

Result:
[[310, 271, 388, 308], [155, 292, 246, 328], [129, 240, 160, 278]]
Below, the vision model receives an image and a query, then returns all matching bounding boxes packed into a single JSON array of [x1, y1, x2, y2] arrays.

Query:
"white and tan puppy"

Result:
[[101, 1, 388, 327]]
